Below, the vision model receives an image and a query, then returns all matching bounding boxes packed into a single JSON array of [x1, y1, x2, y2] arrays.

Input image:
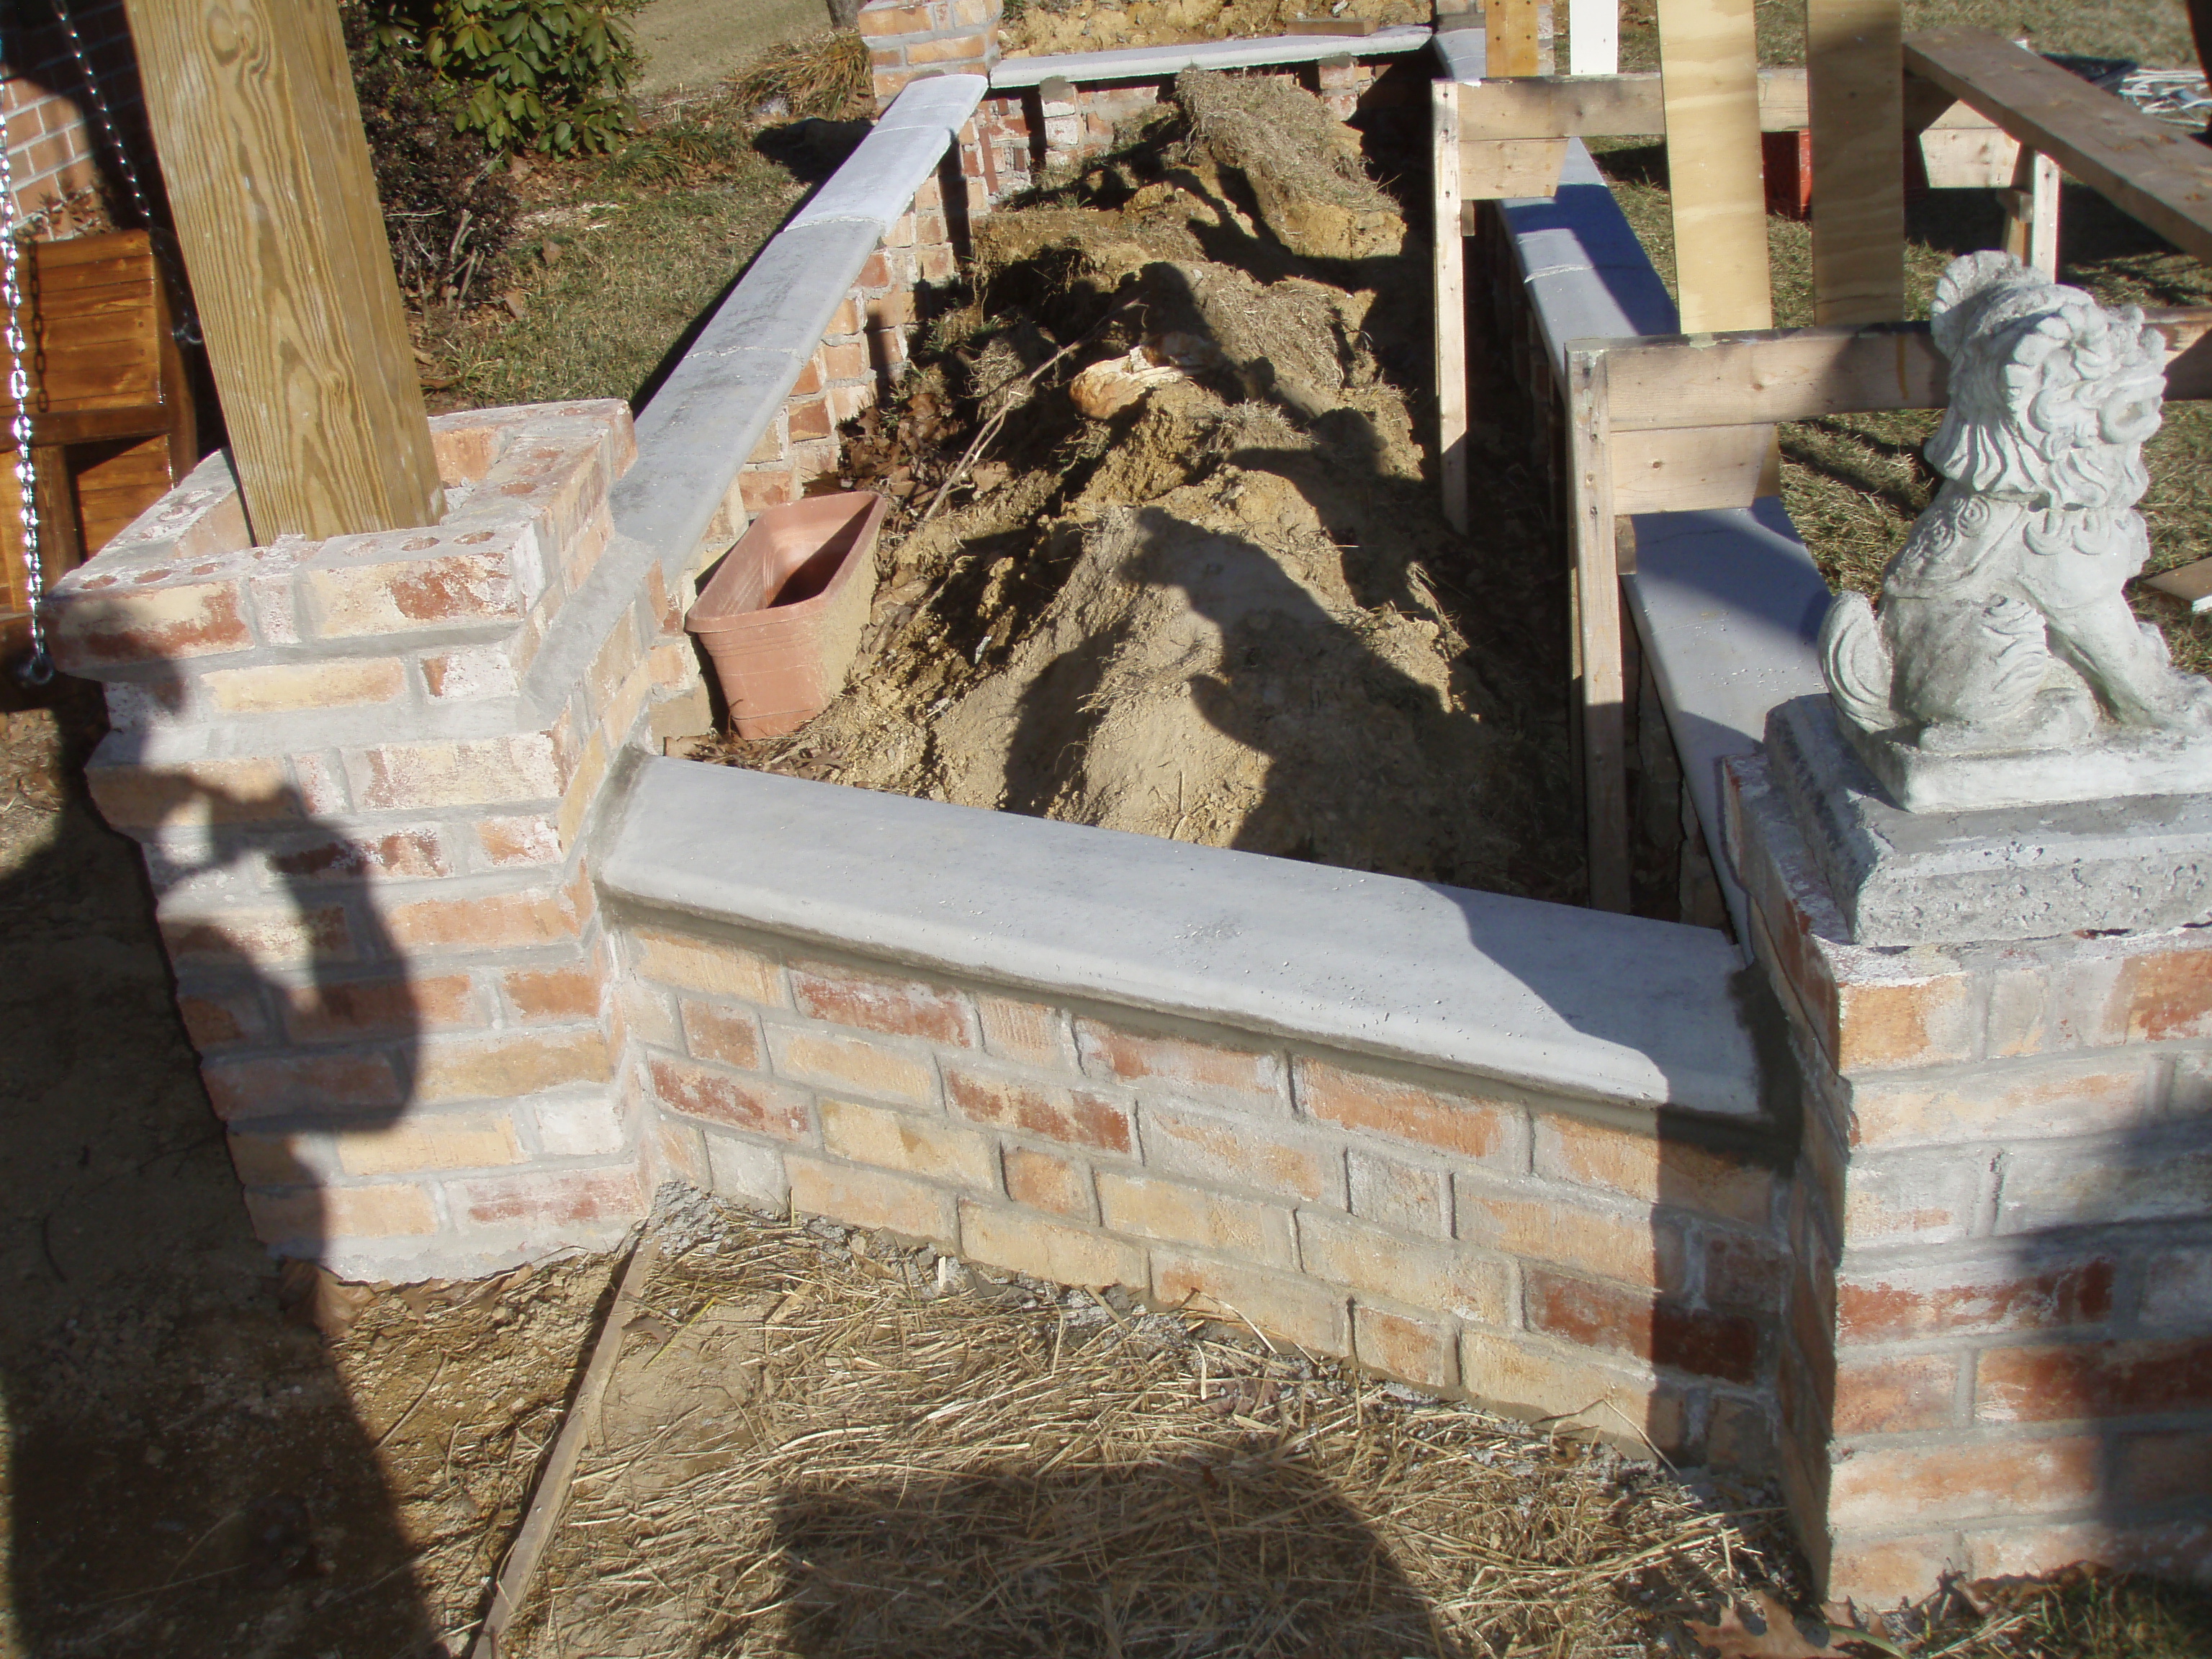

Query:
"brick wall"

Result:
[[619, 911, 1791, 1462], [4, 0, 142, 235], [1727, 757, 2212, 1599], [44, 403, 676, 1279], [859, 0, 1002, 109]]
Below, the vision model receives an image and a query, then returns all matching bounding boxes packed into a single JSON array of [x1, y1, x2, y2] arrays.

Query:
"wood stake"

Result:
[[1488, 0, 1544, 78], [2001, 144, 2062, 276], [1807, 0, 1905, 323], [1567, 349, 1630, 913], [1654, 0, 1773, 333], [1433, 78, 1470, 534], [122, 0, 444, 541], [1568, 0, 1619, 75]]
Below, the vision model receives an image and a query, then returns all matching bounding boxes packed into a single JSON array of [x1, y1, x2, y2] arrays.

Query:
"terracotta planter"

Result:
[[686, 492, 889, 739]]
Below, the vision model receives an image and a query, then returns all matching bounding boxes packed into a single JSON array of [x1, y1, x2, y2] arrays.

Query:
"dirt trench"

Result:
[[706, 75, 1578, 902]]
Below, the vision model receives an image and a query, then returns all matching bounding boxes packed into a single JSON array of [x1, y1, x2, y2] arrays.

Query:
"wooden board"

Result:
[[1610, 423, 1776, 512], [1905, 27, 2212, 267], [124, 0, 444, 541], [2000, 143, 2062, 275], [1920, 121, 2019, 189], [1460, 138, 1570, 200], [1566, 349, 1631, 912], [1654, 0, 1773, 333], [1433, 79, 1470, 534], [1488, 0, 1545, 78], [1455, 67, 1809, 140], [1806, 0, 1904, 323]]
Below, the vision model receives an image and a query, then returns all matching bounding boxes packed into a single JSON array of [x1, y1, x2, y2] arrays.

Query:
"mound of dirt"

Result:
[[1174, 68, 1406, 262], [703, 78, 1575, 900], [1004, 0, 1429, 58]]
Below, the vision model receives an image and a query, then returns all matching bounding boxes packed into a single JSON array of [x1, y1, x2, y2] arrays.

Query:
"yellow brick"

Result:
[[412, 1030, 612, 1101], [1300, 1212, 1511, 1324], [773, 1028, 937, 1106], [960, 1200, 1145, 1289], [788, 1156, 956, 1243], [1534, 1115, 1776, 1228], [631, 927, 786, 1004], [820, 1098, 996, 1189], [1153, 1251, 1346, 1353], [335, 1113, 524, 1174], [1095, 1172, 1293, 1265]]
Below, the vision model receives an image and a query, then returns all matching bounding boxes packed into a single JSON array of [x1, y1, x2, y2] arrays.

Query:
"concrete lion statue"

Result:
[[1820, 251, 2211, 755]]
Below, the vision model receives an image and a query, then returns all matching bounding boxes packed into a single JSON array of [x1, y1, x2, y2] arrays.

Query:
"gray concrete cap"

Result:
[[598, 757, 1772, 1120], [990, 25, 1430, 88]]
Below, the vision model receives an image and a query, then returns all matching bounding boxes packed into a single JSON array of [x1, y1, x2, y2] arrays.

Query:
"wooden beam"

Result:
[[1567, 0, 1618, 75], [1455, 68, 1810, 140], [2000, 143, 2062, 275], [1905, 27, 2212, 267], [1433, 78, 1470, 534], [1488, 0, 1545, 78], [1566, 348, 1631, 913], [122, 0, 444, 541], [1806, 0, 1904, 323], [1654, 0, 1773, 333]]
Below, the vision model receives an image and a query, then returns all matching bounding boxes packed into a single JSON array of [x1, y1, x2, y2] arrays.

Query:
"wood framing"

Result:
[[1433, 78, 1470, 534], [123, 0, 444, 541], [1653, 0, 1773, 333], [1566, 348, 1631, 912], [1806, 0, 1904, 323], [1905, 27, 2212, 266], [1488, 0, 1545, 78], [2000, 143, 2062, 276]]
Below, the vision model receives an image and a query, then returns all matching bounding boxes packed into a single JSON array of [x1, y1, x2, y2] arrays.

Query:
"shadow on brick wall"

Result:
[[768, 1449, 1464, 1656], [0, 684, 439, 1653]]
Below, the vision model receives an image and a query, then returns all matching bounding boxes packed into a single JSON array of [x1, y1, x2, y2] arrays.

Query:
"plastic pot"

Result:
[[686, 492, 889, 739]]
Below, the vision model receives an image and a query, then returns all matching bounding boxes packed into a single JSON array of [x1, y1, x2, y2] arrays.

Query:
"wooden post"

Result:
[[1568, 0, 1619, 75], [1567, 348, 1630, 914], [1434, 79, 1470, 534], [1489, 0, 1544, 78], [122, 0, 444, 542], [2002, 145, 2062, 275], [1807, 0, 1905, 323], [1654, 0, 1773, 332]]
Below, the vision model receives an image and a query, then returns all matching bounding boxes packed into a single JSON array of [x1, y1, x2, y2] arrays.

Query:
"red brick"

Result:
[[1707, 1395, 1773, 1469], [2116, 1429, 2212, 1507], [2143, 1251, 2212, 1326], [647, 1055, 810, 1140], [1833, 1352, 1960, 1434], [2114, 945, 2212, 1042], [270, 828, 450, 881], [1454, 1176, 1686, 1293], [1534, 1116, 1775, 1227], [351, 734, 565, 811], [1002, 1146, 1091, 1218], [1834, 975, 1981, 1071], [945, 1064, 1131, 1154], [1838, 1257, 2116, 1342], [385, 873, 592, 951], [163, 906, 353, 968], [1144, 1103, 1341, 1203], [1152, 1251, 1345, 1353], [454, 1165, 644, 1228], [475, 814, 563, 867], [504, 963, 603, 1022], [49, 579, 252, 665], [1528, 1269, 1761, 1385], [632, 928, 785, 1004], [789, 1156, 955, 1244], [1965, 1519, 2212, 1586], [284, 974, 479, 1042], [203, 1052, 405, 1120], [1829, 1435, 2100, 1528], [1848, 1064, 2152, 1148], [682, 999, 764, 1069], [1353, 1305, 1456, 1389], [1076, 1017, 1282, 1102], [1705, 1233, 1788, 1310], [1977, 1336, 2212, 1422], [1827, 1534, 1966, 1608], [739, 469, 796, 511], [1295, 1056, 1514, 1161], [790, 960, 973, 1045], [177, 991, 265, 1050], [308, 550, 518, 634]]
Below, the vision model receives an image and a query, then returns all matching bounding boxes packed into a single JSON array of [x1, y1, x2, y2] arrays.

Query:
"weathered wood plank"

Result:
[[1611, 423, 1776, 512], [1433, 78, 1470, 534], [1460, 138, 1571, 199], [1455, 67, 1809, 140], [1567, 348, 1631, 912], [123, 0, 443, 541], [1807, 0, 1904, 323], [1905, 27, 2212, 266], [2000, 143, 2062, 275], [1655, 0, 1773, 332], [1489, 0, 1545, 78]]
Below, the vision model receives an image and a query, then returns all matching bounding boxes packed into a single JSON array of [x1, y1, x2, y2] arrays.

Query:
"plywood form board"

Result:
[[1455, 67, 1809, 141], [1905, 27, 2212, 266], [124, 0, 444, 541], [1433, 78, 1470, 534], [1653, 0, 1773, 333], [1806, 0, 1904, 323]]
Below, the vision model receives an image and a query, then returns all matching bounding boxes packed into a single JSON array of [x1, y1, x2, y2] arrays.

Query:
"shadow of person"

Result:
[[769, 1445, 1465, 1658], [0, 683, 441, 1655]]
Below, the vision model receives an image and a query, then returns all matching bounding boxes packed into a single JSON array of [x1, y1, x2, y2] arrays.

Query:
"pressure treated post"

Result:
[[1807, 0, 1905, 323], [1488, 0, 1544, 78], [1433, 79, 1469, 534], [1567, 348, 1629, 913], [1654, 0, 1772, 332], [122, 0, 444, 541]]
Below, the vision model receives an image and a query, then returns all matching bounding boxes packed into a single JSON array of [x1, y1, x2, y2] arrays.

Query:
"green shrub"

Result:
[[352, 0, 643, 156]]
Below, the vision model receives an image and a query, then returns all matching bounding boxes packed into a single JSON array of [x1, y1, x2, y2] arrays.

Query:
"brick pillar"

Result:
[[857, 0, 1001, 112], [43, 403, 689, 1280], [1725, 758, 2212, 1601]]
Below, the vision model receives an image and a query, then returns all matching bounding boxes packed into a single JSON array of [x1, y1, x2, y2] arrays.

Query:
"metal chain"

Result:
[[1, 120, 53, 685]]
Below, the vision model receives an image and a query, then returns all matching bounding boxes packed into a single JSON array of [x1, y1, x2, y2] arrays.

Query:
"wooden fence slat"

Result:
[[1905, 27, 2212, 267], [1567, 349, 1631, 912], [1434, 78, 1470, 534], [1654, 0, 1773, 333], [1807, 0, 1905, 323], [124, 0, 444, 541]]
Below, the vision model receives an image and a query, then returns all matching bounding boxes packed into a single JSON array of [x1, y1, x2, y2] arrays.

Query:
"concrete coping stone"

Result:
[[793, 76, 986, 226], [872, 71, 992, 133], [598, 756, 1773, 1121], [1495, 139, 1829, 956], [989, 24, 1431, 89], [1430, 25, 1487, 81]]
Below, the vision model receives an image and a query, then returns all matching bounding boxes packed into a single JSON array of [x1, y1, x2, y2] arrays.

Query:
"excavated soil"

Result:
[[704, 78, 1577, 902], [1004, 0, 1430, 59]]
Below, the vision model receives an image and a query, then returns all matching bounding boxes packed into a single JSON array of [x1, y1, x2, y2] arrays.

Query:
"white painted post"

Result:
[[1568, 0, 1619, 76]]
